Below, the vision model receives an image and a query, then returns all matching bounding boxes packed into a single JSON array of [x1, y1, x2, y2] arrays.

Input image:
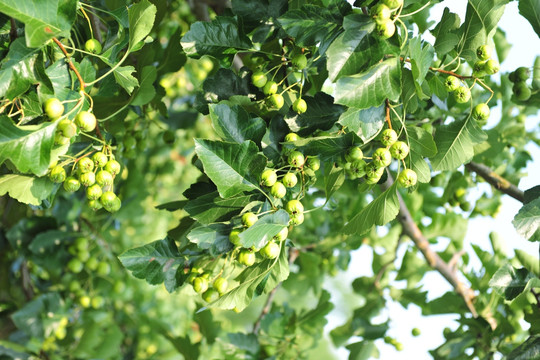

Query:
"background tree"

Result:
[[0, 0, 539, 359]]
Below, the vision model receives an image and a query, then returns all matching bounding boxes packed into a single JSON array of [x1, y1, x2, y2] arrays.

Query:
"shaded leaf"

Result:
[[0, 174, 54, 206], [284, 93, 345, 135], [489, 264, 540, 301], [185, 192, 258, 225], [512, 197, 540, 242], [187, 223, 234, 255], [238, 210, 290, 249], [128, 0, 157, 51], [338, 105, 385, 143], [406, 126, 437, 183], [209, 103, 266, 144]]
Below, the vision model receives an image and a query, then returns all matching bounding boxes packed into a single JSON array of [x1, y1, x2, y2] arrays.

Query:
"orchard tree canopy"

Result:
[[0, 0, 539, 359]]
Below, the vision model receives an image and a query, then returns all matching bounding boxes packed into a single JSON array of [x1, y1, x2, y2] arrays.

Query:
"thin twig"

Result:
[[52, 37, 86, 90], [465, 162, 525, 203], [9, 18, 17, 42], [385, 99, 392, 129]]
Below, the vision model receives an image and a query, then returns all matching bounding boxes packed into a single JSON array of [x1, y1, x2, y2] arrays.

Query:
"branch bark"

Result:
[[465, 161, 525, 203]]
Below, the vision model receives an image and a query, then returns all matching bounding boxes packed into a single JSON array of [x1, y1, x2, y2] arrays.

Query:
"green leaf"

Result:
[[209, 104, 266, 144], [0, 116, 57, 176], [512, 197, 540, 242], [346, 341, 379, 360], [334, 58, 401, 109], [131, 65, 157, 106], [431, 7, 461, 56], [159, 28, 187, 75], [11, 293, 62, 338], [187, 223, 233, 255], [203, 68, 250, 102], [504, 335, 540, 360], [113, 65, 139, 95], [514, 249, 540, 277], [238, 210, 290, 249], [338, 105, 385, 143], [128, 0, 157, 51], [406, 126, 437, 183], [331, 309, 389, 346], [185, 192, 258, 225], [489, 264, 540, 301], [456, 0, 509, 61], [284, 93, 346, 135], [181, 17, 253, 61], [194, 139, 266, 198], [294, 132, 356, 161], [518, 0, 540, 38], [0, 39, 40, 99], [343, 182, 400, 235], [324, 165, 345, 201], [431, 118, 487, 171], [408, 37, 434, 99], [118, 238, 184, 293], [0, 0, 77, 48], [0, 174, 54, 206], [209, 243, 289, 311]]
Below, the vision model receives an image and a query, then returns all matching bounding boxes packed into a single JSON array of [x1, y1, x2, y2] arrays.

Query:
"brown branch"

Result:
[[400, 57, 473, 79], [385, 99, 392, 129], [52, 37, 86, 90], [9, 18, 17, 42], [382, 177, 479, 318], [465, 162, 525, 203]]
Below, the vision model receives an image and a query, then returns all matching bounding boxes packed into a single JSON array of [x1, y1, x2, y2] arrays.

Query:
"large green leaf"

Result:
[[431, 117, 487, 171], [512, 197, 540, 242], [118, 238, 184, 293], [238, 210, 290, 249], [456, 0, 509, 61], [128, 0, 157, 51], [408, 37, 434, 99], [209, 104, 266, 144], [406, 126, 437, 183], [504, 336, 540, 360], [0, 174, 54, 206], [0, 0, 77, 48], [284, 93, 345, 135], [0, 39, 41, 99], [334, 58, 401, 109], [294, 132, 356, 161], [337, 105, 385, 143], [489, 264, 540, 301], [131, 65, 157, 106], [343, 182, 400, 235], [519, 0, 540, 38], [0, 116, 57, 176], [185, 191, 258, 225], [431, 7, 461, 56], [209, 243, 289, 311], [186, 223, 234, 256], [324, 165, 345, 202], [181, 17, 253, 61], [203, 68, 251, 102], [194, 139, 266, 198]]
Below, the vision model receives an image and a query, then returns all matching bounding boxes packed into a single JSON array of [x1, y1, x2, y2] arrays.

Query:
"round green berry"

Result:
[[229, 229, 242, 246], [380, 129, 398, 146], [372, 148, 392, 168], [389, 141, 409, 160], [513, 82, 531, 101], [104, 160, 121, 176], [292, 98, 307, 114], [100, 191, 117, 207], [484, 59, 499, 75], [285, 199, 304, 215], [79, 171, 96, 187], [288, 151, 305, 168], [63, 176, 81, 192], [67, 258, 83, 273], [270, 182, 287, 198], [282, 172, 298, 188], [444, 76, 460, 92], [86, 184, 102, 200], [75, 111, 97, 132], [193, 277, 209, 293], [476, 45, 492, 61], [57, 119, 77, 138], [267, 93, 285, 109], [263, 80, 278, 95], [88, 199, 103, 211], [78, 157, 94, 173], [274, 227, 288, 241], [472, 103, 490, 122], [515, 67, 530, 82], [251, 71, 267, 88], [284, 133, 299, 142], [104, 197, 122, 213], [238, 249, 256, 266], [96, 170, 113, 186], [371, 4, 391, 23], [49, 166, 66, 183], [397, 169, 418, 188], [375, 20, 395, 39], [345, 146, 363, 162], [306, 157, 320, 171], [97, 261, 110, 276], [92, 152, 108, 167], [289, 212, 304, 226], [202, 288, 219, 302], [242, 212, 258, 227], [383, 0, 403, 8], [454, 86, 471, 103], [261, 241, 280, 259], [84, 38, 102, 54], [261, 169, 278, 187], [213, 277, 228, 295], [44, 98, 64, 120], [291, 53, 308, 70]]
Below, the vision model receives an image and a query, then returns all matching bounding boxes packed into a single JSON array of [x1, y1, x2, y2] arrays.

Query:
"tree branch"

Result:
[[465, 162, 525, 203]]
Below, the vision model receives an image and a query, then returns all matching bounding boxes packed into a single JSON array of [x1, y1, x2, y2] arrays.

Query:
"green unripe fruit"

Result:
[[460, 201, 471, 211], [383, 0, 403, 8], [213, 277, 228, 295], [104, 160, 121, 176], [80, 295, 91, 308], [268, 93, 285, 109], [349, 160, 366, 178], [238, 249, 256, 266], [444, 75, 460, 92], [78, 157, 94, 173], [289, 212, 304, 226], [75, 237, 88, 251], [67, 258, 83, 273], [49, 166, 66, 183], [390, 141, 409, 160], [484, 59, 499, 75], [261, 240, 280, 259], [375, 20, 395, 39], [306, 157, 320, 171], [96, 170, 113, 186], [412, 328, 421, 337], [345, 146, 363, 162], [472, 103, 490, 122], [57, 119, 77, 138], [454, 86, 471, 103], [86, 184, 102, 200], [86, 256, 99, 271], [84, 38, 102, 54], [285, 199, 304, 215], [104, 197, 121, 212], [515, 66, 530, 82], [44, 98, 64, 120], [371, 4, 391, 23], [288, 151, 305, 167], [263, 80, 278, 95], [291, 53, 308, 70], [476, 45, 492, 61], [261, 169, 278, 187], [397, 169, 418, 188], [365, 173, 383, 185], [97, 261, 111, 276], [284, 133, 299, 142], [63, 176, 81, 192], [292, 98, 307, 114], [282, 172, 298, 187], [365, 162, 384, 179], [91, 296, 104, 309], [509, 71, 517, 83], [88, 199, 103, 211], [193, 277, 209, 293], [202, 288, 219, 302], [473, 60, 487, 77], [372, 147, 392, 168], [274, 227, 288, 241], [380, 129, 398, 146], [54, 133, 70, 145], [75, 111, 97, 132], [242, 212, 258, 227], [229, 229, 242, 246], [162, 130, 175, 144], [270, 182, 287, 198], [92, 152, 108, 167], [79, 171, 96, 187], [251, 71, 267, 88], [100, 191, 117, 207], [513, 82, 531, 101]]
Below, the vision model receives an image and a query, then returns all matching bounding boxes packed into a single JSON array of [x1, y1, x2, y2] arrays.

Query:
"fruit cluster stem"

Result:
[[52, 37, 86, 90], [385, 99, 392, 129]]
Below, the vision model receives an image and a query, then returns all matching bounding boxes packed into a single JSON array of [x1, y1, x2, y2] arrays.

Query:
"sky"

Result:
[[328, 1, 540, 359]]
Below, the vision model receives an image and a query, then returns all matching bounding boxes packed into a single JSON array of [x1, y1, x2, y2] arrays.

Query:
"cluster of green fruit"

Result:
[[509, 66, 532, 101], [370, 0, 403, 39], [48, 150, 122, 212], [448, 187, 471, 211], [251, 52, 309, 114], [44, 98, 98, 145], [340, 128, 418, 188], [472, 45, 500, 78], [41, 316, 69, 351], [187, 271, 230, 303]]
